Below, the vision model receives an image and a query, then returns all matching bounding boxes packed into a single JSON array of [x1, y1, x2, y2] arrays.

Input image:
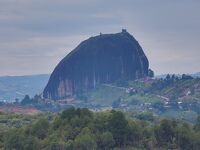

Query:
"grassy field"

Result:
[[0, 111, 54, 133], [86, 85, 127, 106]]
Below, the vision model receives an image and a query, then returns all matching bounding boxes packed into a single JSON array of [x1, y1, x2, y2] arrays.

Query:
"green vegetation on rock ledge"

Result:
[[1, 107, 200, 150]]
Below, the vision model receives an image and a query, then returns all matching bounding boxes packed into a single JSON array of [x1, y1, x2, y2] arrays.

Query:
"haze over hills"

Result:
[[0, 74, 50, 102], [193, 72, 200, 77]]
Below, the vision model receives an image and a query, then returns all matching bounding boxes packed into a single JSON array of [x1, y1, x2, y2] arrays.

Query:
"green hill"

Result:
[[0, 74, 50, 102], [73, 76, 200, 122]]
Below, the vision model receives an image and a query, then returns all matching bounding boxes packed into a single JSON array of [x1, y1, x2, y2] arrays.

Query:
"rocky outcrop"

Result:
[[43, 30, 149, 100]]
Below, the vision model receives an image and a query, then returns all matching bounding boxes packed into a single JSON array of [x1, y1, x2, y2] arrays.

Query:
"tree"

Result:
[[108, 110, 129, 147], [31, 119, 49, 139], [182, 74, 193, 80], [194, 116, 200, 131], [154, 119, 175, 147], [171, 74, 175, 80], [65, 140, 73, 150], [4, 129, 25, 150], [136, 112, 154, 122], [176, 123, 193, 150], [21, 95, 31, 105], [32, 94, 41, 103], [148, 69, 154, 78], [73, 128, 97, 150], [127, 120, 142, 147], [23, 136, 40, 150], [194, 132, 200, 150], [50, 142, 66, 150], [61, 107, 76, 120], [166, 74, 171, 81], [15, 98, 19, 104], [99, 132, 115, 149]]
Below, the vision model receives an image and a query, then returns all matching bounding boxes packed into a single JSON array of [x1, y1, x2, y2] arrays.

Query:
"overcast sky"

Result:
[[0, 0, 200, 76]]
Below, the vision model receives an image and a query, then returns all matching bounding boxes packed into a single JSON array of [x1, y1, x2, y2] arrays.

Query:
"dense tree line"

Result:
[[1, 108, 200, 150], [151, 74, 195, 90]]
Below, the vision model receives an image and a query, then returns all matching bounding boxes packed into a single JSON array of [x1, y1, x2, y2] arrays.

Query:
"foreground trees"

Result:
[[1, 107, 200, 150]]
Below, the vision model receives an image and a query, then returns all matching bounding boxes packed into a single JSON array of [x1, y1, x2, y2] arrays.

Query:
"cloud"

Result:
[[0, 0, 200, 75]]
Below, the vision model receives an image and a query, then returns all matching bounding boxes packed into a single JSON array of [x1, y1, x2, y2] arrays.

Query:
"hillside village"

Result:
[[1, 74, 200, 123]]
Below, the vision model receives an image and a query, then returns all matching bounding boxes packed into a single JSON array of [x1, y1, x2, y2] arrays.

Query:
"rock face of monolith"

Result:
[[43, 30, 149, 100]]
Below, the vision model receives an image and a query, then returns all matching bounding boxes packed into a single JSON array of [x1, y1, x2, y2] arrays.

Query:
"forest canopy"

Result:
[[1, 107, 200, 150]]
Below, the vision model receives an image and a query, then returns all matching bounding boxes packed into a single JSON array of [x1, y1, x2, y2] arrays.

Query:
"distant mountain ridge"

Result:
[[192, 72, 200, 77], [0, 74, 50, 102]]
